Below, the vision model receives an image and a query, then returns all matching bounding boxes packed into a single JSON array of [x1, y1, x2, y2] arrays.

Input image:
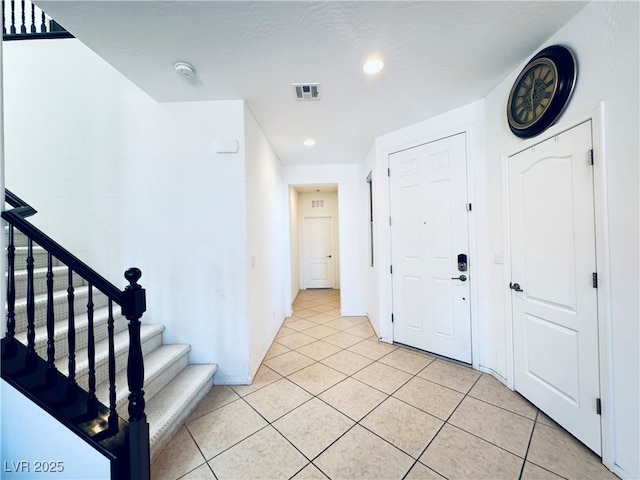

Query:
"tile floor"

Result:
[[151, 289, 617, 480]]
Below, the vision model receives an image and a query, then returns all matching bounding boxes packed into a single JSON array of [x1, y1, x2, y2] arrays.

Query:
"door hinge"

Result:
[[387, 168, 391, 177], [588, 149, 594, 166], [390, 265, 393, 274], [391, 313, 394, 323], [466, 203, 472, 212], [596, 398, 602, 415], [592, 272, 598, 288], [389, 216, 392, 226]]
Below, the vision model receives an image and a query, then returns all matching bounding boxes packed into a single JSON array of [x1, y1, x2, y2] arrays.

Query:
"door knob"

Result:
[[451, 275, 467, 282], [326, 255, 332, 258], [509, 282, 523, 292]]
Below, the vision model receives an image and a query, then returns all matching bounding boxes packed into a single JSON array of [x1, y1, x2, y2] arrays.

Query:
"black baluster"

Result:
[[25, 238, 37, 371], [39, 10, 45, 33], [86, 283, 97, 418], [19, 0, 25, 33], [107, 299, 118, 432], [122, 268, 149, 480], [10, 0, 16, 34], [3, 225, 17, 358], [30, 3, 35, 33], [66, 268, 77, 400], [45, 252, 56, 385]]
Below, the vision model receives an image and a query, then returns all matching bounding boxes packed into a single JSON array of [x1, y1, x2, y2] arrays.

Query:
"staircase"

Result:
[[2, 193, 217, 477]]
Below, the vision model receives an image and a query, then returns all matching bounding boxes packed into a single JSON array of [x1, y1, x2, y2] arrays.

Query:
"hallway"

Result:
[[151, 290, 615, 480]]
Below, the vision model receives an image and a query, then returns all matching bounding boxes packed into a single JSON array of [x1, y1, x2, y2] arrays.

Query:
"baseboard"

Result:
[[213, 373, 252, 386], [478, 365, 509, 388], [610, 463, 636, 480]]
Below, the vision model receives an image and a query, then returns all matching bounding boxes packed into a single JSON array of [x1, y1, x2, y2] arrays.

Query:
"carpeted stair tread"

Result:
[[10, 264, 84, 298], [58, 324, 165, 390], [14, 305, 129, 362], [9, 245, 61, 268], [146, 364, 218, 459], [95, 344, 191, 416], [4, 226, 30, 246], [13, 285, 109, 330]]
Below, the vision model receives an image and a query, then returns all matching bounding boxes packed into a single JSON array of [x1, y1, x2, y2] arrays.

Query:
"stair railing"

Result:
[[2, 0, 73, 40], [2, 189, 149, 480]]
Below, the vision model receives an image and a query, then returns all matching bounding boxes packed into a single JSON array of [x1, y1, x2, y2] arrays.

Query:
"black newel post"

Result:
[[3, 224, 17, 358], [121, 268, 149, 480]]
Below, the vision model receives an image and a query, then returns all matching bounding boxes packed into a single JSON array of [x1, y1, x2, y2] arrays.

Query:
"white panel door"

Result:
[[509, 121, 601, 454], [390, 133, 471, 363], [303, 216, 335, 289]]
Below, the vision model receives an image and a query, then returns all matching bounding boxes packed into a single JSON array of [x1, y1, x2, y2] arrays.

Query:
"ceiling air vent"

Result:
[[292, 83, 320, 101]]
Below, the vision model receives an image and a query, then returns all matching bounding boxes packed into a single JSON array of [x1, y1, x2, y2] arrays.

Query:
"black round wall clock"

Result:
[[506, 45, 577, 138]]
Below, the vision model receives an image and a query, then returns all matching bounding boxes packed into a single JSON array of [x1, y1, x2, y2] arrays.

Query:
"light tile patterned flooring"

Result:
[[151, 289, 617, 480]]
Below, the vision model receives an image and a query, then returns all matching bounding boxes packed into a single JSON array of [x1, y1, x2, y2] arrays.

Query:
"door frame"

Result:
[[502, 102, 614, 469], [383, 126, 480, 369]]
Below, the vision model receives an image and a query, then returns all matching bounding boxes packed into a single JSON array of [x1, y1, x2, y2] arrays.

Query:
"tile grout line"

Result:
[[423, 371, 549, 477], [465, 390, 539, 422], [270, 303, 480, 479], [180, 424, 220, 480], [517, 410, 540, 479], [275, 309, 406, 478], [251, 350, 536, 480], [285, 294, 345, 480], [230, 338, 355, 479], [408, 372, 485, 479], [296, 345, 446, 478], [165, 294, 340, 479], [519, 412, 571, 480], [182, 292, 543, 480]]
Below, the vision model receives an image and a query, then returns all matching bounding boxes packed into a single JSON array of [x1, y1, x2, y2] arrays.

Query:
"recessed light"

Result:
[[304, 138, 316, 147], [363, 58, 384, 75]]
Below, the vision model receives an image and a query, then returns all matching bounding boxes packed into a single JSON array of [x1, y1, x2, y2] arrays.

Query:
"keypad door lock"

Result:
[[457, 254, 468, 272]]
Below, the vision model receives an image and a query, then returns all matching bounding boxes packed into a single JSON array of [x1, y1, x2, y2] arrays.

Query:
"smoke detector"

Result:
[[174, 62, 195, 78], [292, 83, 320, 101]]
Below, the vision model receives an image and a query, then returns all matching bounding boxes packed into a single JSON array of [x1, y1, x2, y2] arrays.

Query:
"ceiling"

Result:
[[293, 185, 338, 194], [36, 1, 587, 166]]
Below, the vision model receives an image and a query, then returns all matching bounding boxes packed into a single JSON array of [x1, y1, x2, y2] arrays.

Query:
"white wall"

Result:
[[288, 186, 300, 308], [1, 380, 111, 479], [366, 2, 638, 477], [244, 105, 287, 381], [119, 99, 250, 384], [4, 39, 251, 383], [365, 2, 640, 478], [283, 165, 368, 316], [483, 3, 639, 477]]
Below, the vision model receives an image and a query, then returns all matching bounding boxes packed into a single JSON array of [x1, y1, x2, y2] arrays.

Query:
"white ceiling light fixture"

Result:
[[304, 138, 316, 147], [363, 58, 384, 75], [174, 61, 195, 78]]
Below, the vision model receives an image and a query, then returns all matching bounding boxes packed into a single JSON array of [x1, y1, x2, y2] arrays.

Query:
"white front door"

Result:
[[303, 216, 335, 289], [509, 121, 601, 454], [390, 133, 471, 363]]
